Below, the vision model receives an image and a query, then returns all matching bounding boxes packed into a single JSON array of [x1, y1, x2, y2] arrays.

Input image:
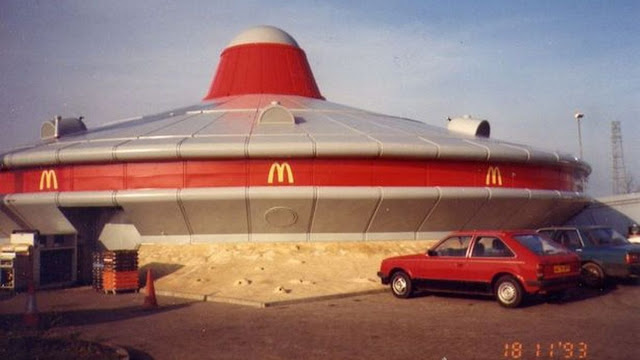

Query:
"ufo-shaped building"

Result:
[[0, 26, 590, 285]]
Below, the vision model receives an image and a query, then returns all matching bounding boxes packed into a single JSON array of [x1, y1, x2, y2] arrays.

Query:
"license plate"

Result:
[[553, 264, 570, 274]]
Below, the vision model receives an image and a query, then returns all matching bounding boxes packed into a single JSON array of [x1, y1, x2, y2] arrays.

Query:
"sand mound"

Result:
[[138, 240, 435, 304]]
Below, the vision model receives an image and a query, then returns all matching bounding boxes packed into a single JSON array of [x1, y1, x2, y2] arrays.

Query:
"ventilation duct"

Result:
[[447, 115, 490, 138], [41, 116, 87, 140], [257, 101, 295, 125]]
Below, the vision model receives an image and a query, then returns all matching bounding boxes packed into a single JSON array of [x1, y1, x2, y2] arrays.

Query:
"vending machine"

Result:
[[0, 230, 77, 290], [0, 233, 35, 291]]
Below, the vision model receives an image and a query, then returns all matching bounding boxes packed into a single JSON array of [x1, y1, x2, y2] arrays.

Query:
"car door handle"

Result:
[[456, 263, 464, 267]]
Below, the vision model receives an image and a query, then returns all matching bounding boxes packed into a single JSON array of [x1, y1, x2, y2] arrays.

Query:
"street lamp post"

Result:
[[575, 112, 584, 158]]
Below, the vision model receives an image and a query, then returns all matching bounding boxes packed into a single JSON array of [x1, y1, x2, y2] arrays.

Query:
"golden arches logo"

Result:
[[268, 162, 294, 184], [39, 169, 58, 190], [485, 166, 502, 186]]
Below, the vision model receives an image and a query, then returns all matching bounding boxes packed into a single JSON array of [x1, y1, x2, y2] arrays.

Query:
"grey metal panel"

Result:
[[378, 116, 450, 137], [541, 192, 590, 226], [258, 95, 305, 109], [311, 232, 370, 242], [3, 142, 74, 167], [427, 136, 488, 160], [247, 187, 314, 236], [115, 189, 189, 236], [294, 112, 359, 134], [289, 96, 364, 111], [556, 155, 590, 174], [180, 188, 249, 235], [415, 231, 450, 241], [464, 139, 530, 162], [310, 187, 380, 238], [257, 94, 365, 110], [3, 193, 76, 234], [313, 135, 379, 157], [557, 152, 580, 163], [374, 135, 439, 158], [249, 233, 309, 242], [178, 136, 247, 158], [250, 125, 309, 135], [365, 232, 419, 241], [463, 188, 531, 229], [328, 113, 409, 136], [214, 94, 261, 109], [257, 94, 354, 109], [0, 198, 24, 237], [419, 187, 489, 232], [113, 138, 182, 161], [0, 94, 589, 174], [190, 233, 250, 243], [525, 147, 561, 163], [57, 140, 125, 163], [247, 135, 314, 157], [141, 113, 222, 137], [367, 187, 439, 234], [194, 111, 255, 135], [57, 191, 117, 207], [87, 114, 192, 140], [504, 190, 561, 229]]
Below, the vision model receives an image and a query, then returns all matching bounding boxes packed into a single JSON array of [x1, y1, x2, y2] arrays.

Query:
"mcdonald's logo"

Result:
[[485, 166, 502, 186], [39, 169, 58, 190], [268, 162, 294, 184]]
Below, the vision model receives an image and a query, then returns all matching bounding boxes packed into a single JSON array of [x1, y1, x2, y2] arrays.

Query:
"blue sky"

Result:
[[1, 1, 638, 196]]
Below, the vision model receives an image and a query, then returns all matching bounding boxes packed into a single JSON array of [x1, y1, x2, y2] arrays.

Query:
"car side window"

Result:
[[578, 229, 596, 246], [558, 231, 582, 250], [433, 236, 471, 257], [472, 237, 514, 258], [538, 230, 554, 238]]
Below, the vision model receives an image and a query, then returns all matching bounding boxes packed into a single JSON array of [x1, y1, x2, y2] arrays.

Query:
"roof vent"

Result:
[[258, 102, 295, 125], [447, 115, 490, 138], [40, 116, 87, 140]]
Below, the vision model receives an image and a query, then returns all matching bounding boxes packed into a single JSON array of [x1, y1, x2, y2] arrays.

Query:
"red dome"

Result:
[[204, 26, 323, 100]]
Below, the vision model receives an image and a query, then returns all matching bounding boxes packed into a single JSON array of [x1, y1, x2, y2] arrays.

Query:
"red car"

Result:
[[377, 230, 581, 307]]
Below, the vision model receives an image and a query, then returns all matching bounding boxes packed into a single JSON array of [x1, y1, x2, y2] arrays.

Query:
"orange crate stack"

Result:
[[102, 270, 138, 292], [101, 250, 139, 294]]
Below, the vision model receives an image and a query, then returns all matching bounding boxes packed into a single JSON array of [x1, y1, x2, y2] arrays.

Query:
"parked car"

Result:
[[377, 230, 581, 308], [537, 226, 640, 288]]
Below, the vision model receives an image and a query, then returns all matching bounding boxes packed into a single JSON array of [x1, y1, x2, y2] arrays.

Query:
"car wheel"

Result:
[[494, 275, 523, 308], [581, 263, 604, 288], [390, 271, 413, 298]]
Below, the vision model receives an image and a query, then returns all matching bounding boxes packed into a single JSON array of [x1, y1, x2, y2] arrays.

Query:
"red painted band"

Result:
[[0, 159, 584, 194]]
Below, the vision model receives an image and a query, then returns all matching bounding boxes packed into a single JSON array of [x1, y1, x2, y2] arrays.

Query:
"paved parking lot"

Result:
[[1, 281, 639, 360]]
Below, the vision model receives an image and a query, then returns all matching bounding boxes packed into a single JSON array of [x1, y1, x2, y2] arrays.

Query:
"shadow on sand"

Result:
[[138, 262, 184, 286]]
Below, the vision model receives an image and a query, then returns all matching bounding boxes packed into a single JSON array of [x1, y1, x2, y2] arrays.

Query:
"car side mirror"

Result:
[[427, 249, 437, 257]]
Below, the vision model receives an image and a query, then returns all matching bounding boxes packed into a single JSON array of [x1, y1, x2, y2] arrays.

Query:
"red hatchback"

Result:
[[377, 230, 581, 307]]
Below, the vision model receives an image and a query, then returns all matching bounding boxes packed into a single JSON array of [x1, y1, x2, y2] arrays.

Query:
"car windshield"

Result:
[[514, 234, 569, 255], [581, 228, 630, 246]]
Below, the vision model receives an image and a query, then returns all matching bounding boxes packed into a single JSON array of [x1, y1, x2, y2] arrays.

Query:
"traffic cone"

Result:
[[143, 268, 158, 309], [23, 281, 39, 327]]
